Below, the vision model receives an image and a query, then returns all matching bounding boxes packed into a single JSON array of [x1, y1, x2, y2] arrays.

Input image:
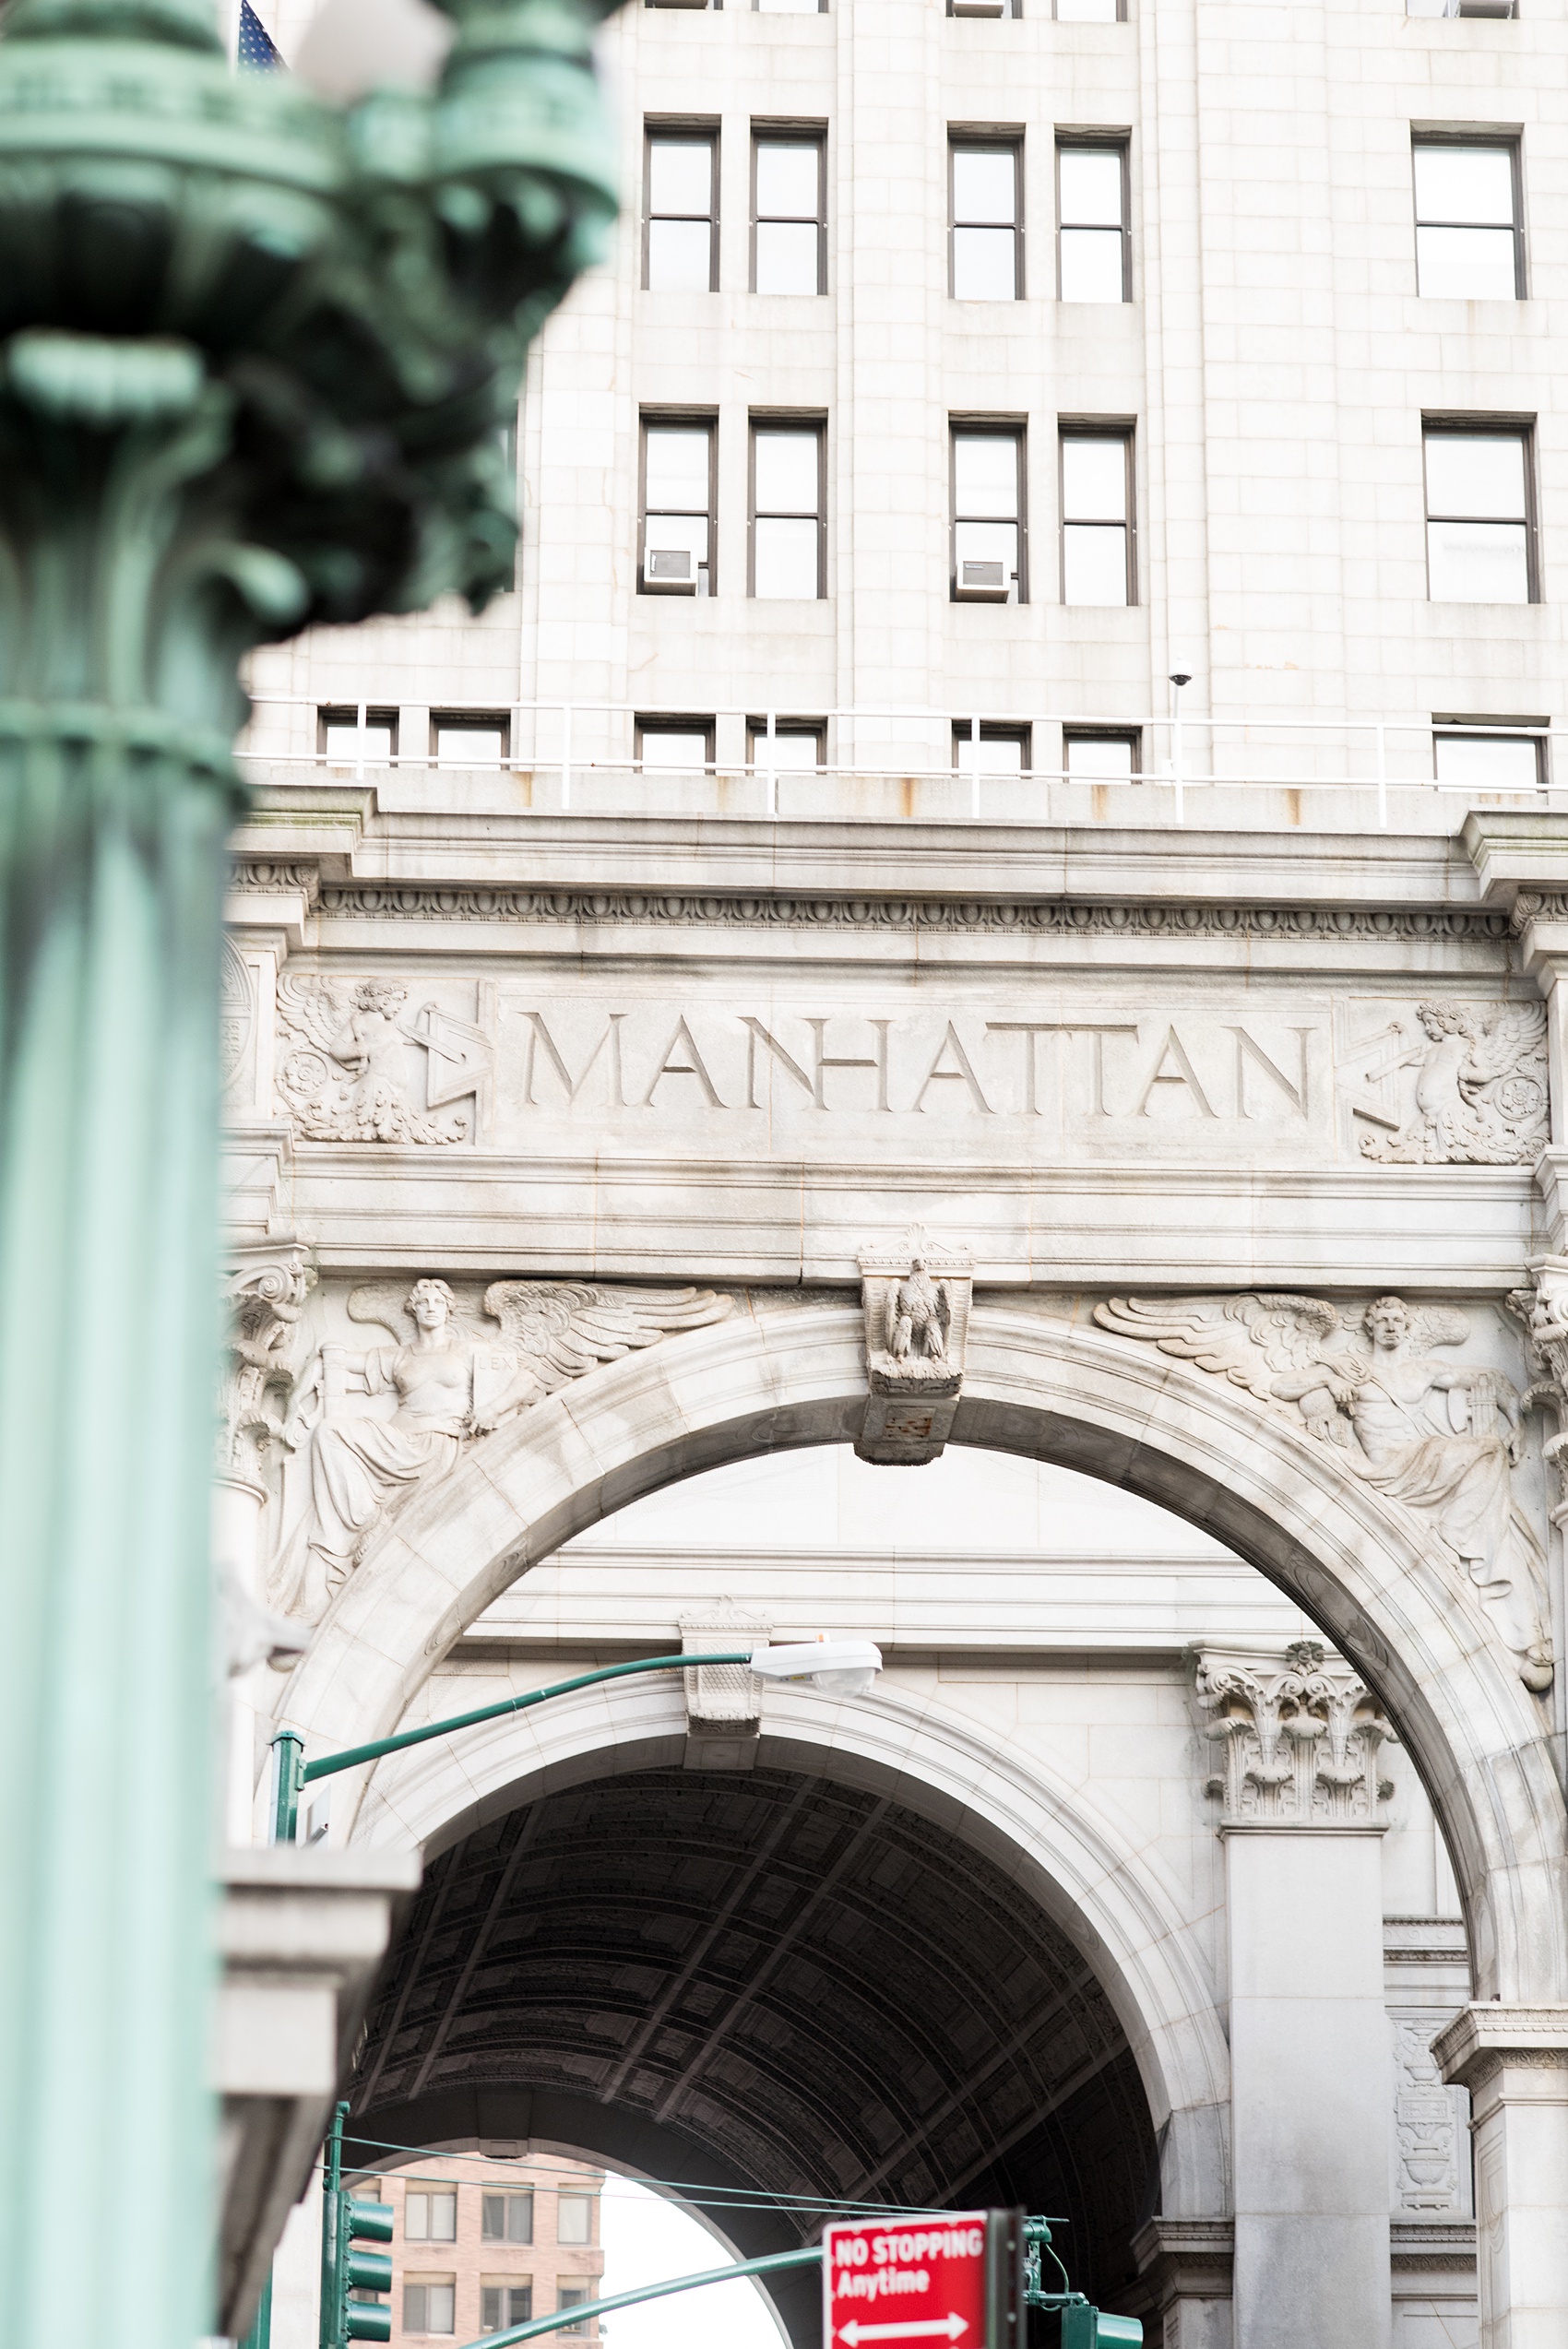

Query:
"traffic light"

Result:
[[341, 2196, 394, 2342], [319, 2101, 394, 2349]]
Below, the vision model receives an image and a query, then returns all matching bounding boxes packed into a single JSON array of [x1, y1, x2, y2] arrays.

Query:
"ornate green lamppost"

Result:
[[0, 5, 617, 2344]]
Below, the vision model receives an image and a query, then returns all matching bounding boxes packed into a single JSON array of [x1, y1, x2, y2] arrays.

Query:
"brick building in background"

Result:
[[347, 2156, 605, 2344]]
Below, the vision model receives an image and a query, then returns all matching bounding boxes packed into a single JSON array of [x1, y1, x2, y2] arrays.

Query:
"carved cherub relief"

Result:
[[267, 1276, 731, 1623], [275, 974, 488, 1144], [1095, 1291, 1552, 1690], [1348, 1000, 1548, 1165]]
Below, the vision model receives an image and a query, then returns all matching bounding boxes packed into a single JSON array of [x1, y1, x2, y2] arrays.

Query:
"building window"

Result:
[[753, 133, 826, 294], [1055, 0, 1125, 18], [1407, 0, 1515, 17], [640, 417, 716, 594], [1063, 728, 1141, 778], [482, 2191, 534, 2246], [481, 2284, 534, 2334], [1057, 139, 1128, 301], [319, 707, 397, 768], [952, 722, 1032, 775], [646, 0, 719, 11], [556, 2195, 595, 2246], [949, 0, 1021, 18], [750, 421, 825, 598], [431, 714, 509, 769], [1414, 138, 1522, 298], [754, 0, 826, 14], [952, 427, 1024, 600], [645, 126, 719, 291], [636, 717, 716, 771], [748, 718, 826, 770], [558, 2287, 592, 2331], [1432, 717, 1546, 789], [404, 2280, 457, 2336], [950, 140, 1022, 300], [1060, 427, 1134, 604], [405, 2188, 458, 2243], [1423, 424, 1534, 602]]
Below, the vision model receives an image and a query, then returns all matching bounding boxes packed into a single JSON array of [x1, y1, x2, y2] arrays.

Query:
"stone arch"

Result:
[[276, 1299, 1568, 2005]]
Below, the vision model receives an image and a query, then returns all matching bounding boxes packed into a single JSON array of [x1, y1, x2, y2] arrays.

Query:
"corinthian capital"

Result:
[[1193, 1640, 1396, 1827]]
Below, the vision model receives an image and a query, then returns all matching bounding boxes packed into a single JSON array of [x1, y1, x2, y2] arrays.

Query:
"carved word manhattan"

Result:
[[514, 1007, 1315, 1120]]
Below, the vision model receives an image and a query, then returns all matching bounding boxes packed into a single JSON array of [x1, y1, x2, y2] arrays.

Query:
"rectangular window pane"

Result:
[[1062, 437, 1127, 520], [407, 2196, 429, 2241], [1063, 522, 1128, 604], [755, 0, 821, 12], [755, 220, 819, 294], [953, 227, 1017, 300], [954, 435, 1018, 518], [645, 428, 711, 511], [754, 516, 820, 596], [1424, 433, 1526, 518], [1416, 224, 1516, 299], [481, 2197, 505, 2243], [1059, 148, 1123, 225], [407, 2286, 428, 2331], [1413, 145, 1515, 226], [430, 2284, 456, 2333], [435, 728, 505, 768], [648, 218, 713, 291], [431, 2192, 457, 2241], [1433, 732, 1541, 789], [509, 2195, 534, 2245], [324, 723, 395, 764], [956, 730, 1028, 775], [1059, 226, 1123, 301], [642, 517, 708, 582], [558, 2196, 593, 2245], [754, 430, 819, 512], [1055, 0, 1120, 15], [641, 730, 711, 768], [649, 140, 713, 214], [953, 149, 1017, 223], [756, 142, 819, 217], [753, 729, 823, 769], [1426, 518, 1530, 601], [1065, 733, 1136, 778]]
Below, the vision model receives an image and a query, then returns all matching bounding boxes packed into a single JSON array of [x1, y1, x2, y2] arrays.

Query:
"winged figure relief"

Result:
[[1093, 1291, 1552, 1690], [1355, 1001, 1548, 1166], [267, 1276, 731, 1622], [275, 974, 467, 1144]]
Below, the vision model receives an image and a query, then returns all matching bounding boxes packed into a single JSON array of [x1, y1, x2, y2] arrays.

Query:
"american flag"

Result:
[[237, 0, 281, 68]]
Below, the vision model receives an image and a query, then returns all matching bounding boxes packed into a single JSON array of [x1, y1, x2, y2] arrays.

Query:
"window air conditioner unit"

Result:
[[958, 559, 1011, 599], [647, 546, 696, 592]]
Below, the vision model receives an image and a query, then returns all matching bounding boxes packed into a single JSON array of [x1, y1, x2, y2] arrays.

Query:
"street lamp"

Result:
[[272, 1640, 885, 1842], [0, 6, 620, 2346]]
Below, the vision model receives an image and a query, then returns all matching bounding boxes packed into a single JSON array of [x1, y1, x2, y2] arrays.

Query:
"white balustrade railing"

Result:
[[233, 694, 1568, 828]]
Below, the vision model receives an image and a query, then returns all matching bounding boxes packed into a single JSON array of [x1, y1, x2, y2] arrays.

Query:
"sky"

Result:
[[599, 2177, 789, 2349]]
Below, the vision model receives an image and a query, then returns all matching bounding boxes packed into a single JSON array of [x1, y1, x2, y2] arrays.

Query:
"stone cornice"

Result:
[[1433, 2003, 1568, 2093], [227, 853, 1511, 948]]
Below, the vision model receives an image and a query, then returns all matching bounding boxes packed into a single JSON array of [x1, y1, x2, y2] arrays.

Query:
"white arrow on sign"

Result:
[[837, 2319, 968, 2345]]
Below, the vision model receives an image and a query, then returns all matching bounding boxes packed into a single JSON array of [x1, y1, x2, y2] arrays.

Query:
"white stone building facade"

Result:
[[226, 6, 1568, 2349]]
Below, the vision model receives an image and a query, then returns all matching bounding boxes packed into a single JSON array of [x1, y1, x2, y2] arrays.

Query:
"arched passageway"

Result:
[[348, 1763, 1158, 2343]]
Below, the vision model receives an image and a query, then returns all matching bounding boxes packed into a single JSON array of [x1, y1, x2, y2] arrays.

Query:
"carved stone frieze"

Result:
[[1507, 1259, 1568, 1527], [306, 883, 1513, 944], [1194, 1640, 1395, 1825], [274, 975, 491, 1145], [219, 1241, 315, 1488], [1347, 999, 1548, 1166], [1391, 2012, 1470, 2214], [1098, 1292, 1553, 1690], [267, 1277, 732, 1623], [856, 1228, 974, 1465]]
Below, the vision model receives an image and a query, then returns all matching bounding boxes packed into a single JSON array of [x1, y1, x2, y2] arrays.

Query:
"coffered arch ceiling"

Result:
[[350, 1765, 1157, 2343]]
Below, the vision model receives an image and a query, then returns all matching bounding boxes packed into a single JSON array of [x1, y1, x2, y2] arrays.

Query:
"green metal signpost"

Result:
[[0, 6, 620, 2347]]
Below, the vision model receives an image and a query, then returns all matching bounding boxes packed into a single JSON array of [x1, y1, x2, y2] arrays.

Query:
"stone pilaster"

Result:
[[1433, 2006, 1568, 2349]]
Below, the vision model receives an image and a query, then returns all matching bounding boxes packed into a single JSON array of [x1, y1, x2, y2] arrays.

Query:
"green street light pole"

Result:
[[0, 6, 618, 2349], [272, 1642, 885, 1839]]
